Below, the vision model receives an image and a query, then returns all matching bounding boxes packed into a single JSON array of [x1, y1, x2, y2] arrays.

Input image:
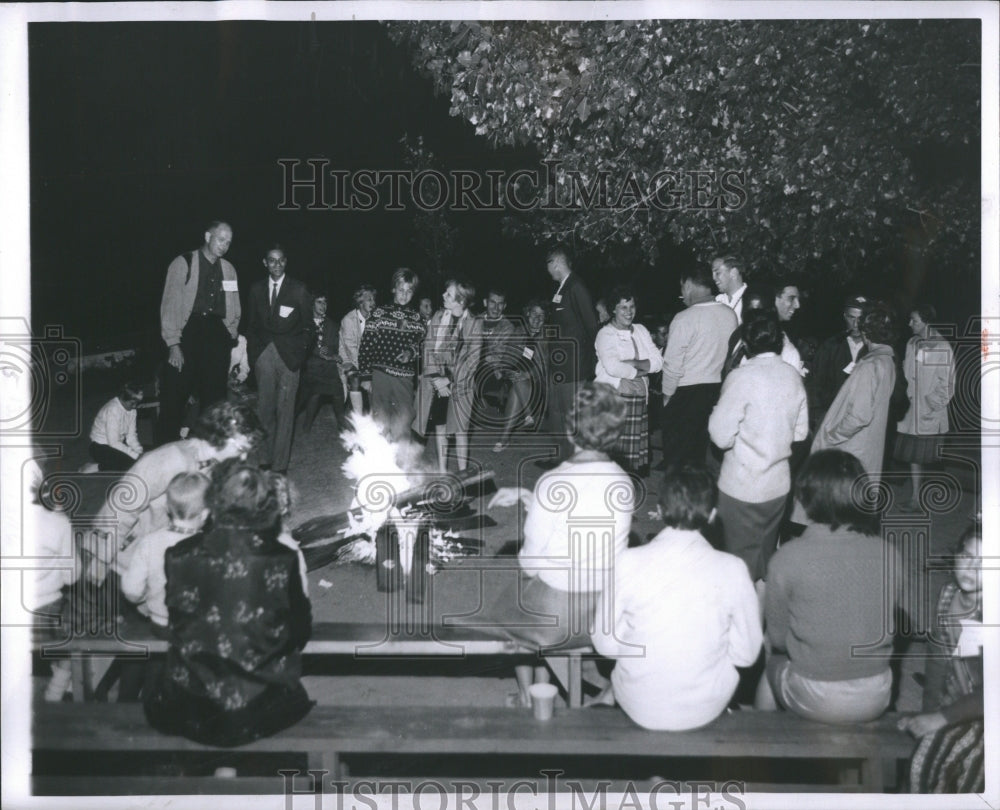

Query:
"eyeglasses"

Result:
[[266, 257, 287, 265]]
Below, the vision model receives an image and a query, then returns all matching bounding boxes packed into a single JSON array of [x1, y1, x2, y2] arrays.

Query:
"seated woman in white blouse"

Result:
[[590, 464, 762, 729], [486, 382, 634, 705]]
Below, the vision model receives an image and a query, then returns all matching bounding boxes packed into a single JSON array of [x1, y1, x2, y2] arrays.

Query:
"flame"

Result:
[[339, 413, 421, 539]]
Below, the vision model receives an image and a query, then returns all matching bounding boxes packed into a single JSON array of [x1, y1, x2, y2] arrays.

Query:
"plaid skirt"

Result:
[[894, 432, 943, 464], [613, 393, 648, 471]]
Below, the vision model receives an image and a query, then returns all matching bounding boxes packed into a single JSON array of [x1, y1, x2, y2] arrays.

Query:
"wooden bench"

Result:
[[36, 620, 592, 706], [32, 702, 917, 795]]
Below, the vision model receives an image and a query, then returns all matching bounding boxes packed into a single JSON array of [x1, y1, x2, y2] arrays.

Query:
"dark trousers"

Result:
[[157, 315, 233, 445], [89, 442, 135, 472], [661, 383, 721, 468], [545, 380, 578, 460]]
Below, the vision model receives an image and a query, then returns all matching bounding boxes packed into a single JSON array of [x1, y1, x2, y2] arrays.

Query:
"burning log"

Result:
[[293, 467, 496, 572]]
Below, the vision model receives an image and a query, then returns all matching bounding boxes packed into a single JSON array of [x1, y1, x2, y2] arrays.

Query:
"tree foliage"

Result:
[[386, 20, 980, 282]]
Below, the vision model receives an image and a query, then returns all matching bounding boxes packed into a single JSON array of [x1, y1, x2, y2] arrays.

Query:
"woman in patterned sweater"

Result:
[[143, 458, 313, 747]]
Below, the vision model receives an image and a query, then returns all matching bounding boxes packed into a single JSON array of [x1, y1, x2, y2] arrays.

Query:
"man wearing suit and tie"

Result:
[[246, 245, 312, 474], [541, 247, 599, 466]]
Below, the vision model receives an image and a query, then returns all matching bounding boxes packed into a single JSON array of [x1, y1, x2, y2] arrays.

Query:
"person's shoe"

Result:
[[534, 458, 561, 471], [259, 464, 272, 472], [274, 468, 288, 476]]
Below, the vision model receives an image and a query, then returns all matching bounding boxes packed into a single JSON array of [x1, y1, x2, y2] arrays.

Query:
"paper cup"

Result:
[[528, 683, 558, 721]]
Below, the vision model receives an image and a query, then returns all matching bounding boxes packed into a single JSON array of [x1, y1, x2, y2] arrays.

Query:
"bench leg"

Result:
[[860, 757, 885, 792], [70, 655, 86, 703], [307, 751, 341, 780], [568, 654, 583, 708]]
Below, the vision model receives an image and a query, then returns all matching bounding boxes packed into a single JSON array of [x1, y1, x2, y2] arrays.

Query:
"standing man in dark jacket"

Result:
[[808, 295, 869, 430], [542, 248, 599, 465], [246, 245, 312, 474]]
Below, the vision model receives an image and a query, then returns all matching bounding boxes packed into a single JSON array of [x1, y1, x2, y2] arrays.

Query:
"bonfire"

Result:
[[292, 414, 494, 576]]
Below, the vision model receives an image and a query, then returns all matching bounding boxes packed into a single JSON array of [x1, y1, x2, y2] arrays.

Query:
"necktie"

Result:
[[270, 282, 277, 307]]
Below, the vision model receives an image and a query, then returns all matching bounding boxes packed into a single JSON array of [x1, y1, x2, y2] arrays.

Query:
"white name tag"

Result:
[[552, 294, 562, 304], [279, 305, 294, 318], [522, 347, 534, 359], [842, 361, 856, 375], [956, 620, 984, 657], [222, 279, 238, 292]]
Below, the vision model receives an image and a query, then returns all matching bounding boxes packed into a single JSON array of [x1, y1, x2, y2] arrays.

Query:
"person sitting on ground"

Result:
[[486, 382, 634, 705], [493, 299, 547, 451], [758, 449, 902, 723], [89, 382, 145, 471], [121, 471, 211, 633], [89, 401, 263, 582], [590, 464, 762, 730], [143, 459, 314, 747], [898, 521, 983, 792]]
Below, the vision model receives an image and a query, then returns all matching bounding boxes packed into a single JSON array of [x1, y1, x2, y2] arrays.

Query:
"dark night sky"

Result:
[[29, 21, 566, 347], [28, 20, 982, 351]]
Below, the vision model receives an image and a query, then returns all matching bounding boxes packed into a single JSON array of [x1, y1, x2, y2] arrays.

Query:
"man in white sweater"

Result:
[[659, 265, 738, 468], [709, 311, 809, 583]]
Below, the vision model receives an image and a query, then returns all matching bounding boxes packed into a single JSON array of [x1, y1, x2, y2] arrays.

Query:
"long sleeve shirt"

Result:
[[661, 302, 737, 398], [356, 303, 424, 378], [897, 329, 955, 436], [89, 397, 143, 458], [594, 323, 663, 393], [765, 524, 902, 681], [708, 353, 809, 503], [592, 528, 762, 730], [28, 501, 80, 611], [811, 344, 896, 480], [519, 459, 632, 593], [121, 525, 199, 626]]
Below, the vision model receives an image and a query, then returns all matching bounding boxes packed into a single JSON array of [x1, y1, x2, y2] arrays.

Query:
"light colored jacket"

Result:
[[412, 310, 483, 436], [160, 250, 240, 347], [897, 329, 954, 436], [709, 353, 809, 503], [811, 344, 896, 481], [594, 322, 663, 394], [592, 528, 761, 730], [338, 308, 366, 371]]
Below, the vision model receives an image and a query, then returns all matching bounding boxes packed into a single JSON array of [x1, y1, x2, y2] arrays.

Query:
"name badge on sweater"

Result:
[[279, 305, 294, 318], [552, 294, 562, 304], [222, 279, 238, 292]]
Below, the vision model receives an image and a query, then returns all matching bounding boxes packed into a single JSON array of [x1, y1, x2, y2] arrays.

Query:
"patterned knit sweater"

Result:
[[357, 304, 425, 378]]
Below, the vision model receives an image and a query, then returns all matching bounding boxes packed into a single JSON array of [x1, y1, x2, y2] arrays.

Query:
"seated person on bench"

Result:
[[487, 382, 633, 705], [759, 449, 902, 723], [590, 464, 762, 730], [143, 459, 314, 747]]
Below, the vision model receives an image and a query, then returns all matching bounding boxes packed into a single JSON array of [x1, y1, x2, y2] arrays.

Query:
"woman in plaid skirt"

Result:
[[594, 286, 663, 475]]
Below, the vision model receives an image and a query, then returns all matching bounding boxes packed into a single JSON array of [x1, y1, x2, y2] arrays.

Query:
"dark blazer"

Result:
[[246, 275, 313, 372], [809, 333, 868, 424], [547, 273, 598, 382]]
